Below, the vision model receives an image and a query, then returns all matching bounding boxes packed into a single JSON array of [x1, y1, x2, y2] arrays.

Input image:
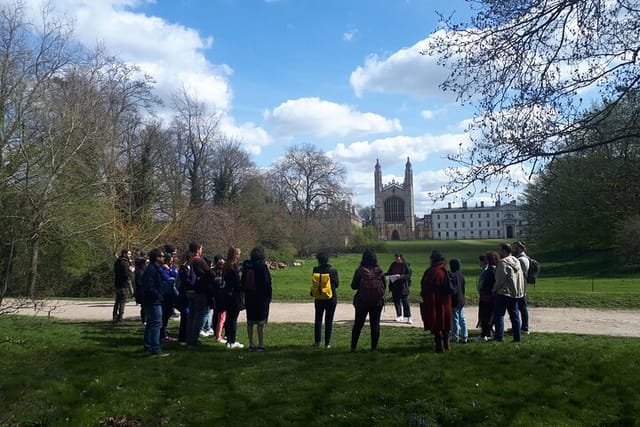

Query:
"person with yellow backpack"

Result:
[[310, 250, 340, 349]]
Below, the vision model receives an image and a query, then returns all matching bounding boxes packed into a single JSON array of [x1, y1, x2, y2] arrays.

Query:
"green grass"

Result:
[[1, 316, 639, 426], [272, 240, 640, 309]]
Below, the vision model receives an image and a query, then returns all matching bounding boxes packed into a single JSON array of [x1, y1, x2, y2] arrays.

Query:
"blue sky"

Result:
[[24, 0, 506, 216]]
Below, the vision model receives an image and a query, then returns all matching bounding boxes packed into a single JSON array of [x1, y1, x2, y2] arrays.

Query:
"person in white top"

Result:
[[512, 241, 530, 334], [493, 243, 526, 342]]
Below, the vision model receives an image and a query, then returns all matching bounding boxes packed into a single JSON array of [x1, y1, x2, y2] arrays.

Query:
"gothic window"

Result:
[[384, 197, 405, 222]]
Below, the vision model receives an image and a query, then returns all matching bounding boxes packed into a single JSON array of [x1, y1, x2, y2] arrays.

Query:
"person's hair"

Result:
[[450, 258, 461, 272], [188, 241, 201, 253], [148, 248, 163, 263], [164, 244, 176, 255], [512, 241, 526, 252], [430, 250, 445, 263], [485, 251, 500, 266], [500, 243, 512, 255], [120, 249, 130, 257], [250, 246, 265, 262], [316, 250, 329, 266], [394, 252, 405, 262], [134, 255, 148, 269], [213, 254, 225, 265], [360, 248, 378, 268], [479, 254, 487, 263], [223, 247, 240, 272]]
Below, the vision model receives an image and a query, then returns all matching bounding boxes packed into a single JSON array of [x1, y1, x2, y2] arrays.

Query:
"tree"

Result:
[[268, 144, 349, 255], [522, 98, 640, 249], [171, 87, 221, 207], [357, 205, 374, 227], [209, 137, 255, 205], [426, 0, 640, 196]]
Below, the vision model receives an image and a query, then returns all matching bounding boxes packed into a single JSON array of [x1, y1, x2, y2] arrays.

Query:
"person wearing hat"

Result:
[[420, 250, 452, 352], [386, 252, 413, 324]]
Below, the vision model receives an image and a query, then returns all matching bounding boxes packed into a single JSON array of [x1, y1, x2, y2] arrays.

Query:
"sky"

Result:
[[22, 0, 500, 217]]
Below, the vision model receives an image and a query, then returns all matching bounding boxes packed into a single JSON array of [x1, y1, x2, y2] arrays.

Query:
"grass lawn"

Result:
[[271, 240, 640, 309], [1, 316, 639, 426]]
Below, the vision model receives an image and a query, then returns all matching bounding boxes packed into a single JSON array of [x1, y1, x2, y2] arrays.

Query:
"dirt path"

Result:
[[9, 300, 640, 338]]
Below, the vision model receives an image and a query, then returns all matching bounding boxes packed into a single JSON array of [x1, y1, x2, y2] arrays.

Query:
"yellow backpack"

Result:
[[311, 272, 332, 300]]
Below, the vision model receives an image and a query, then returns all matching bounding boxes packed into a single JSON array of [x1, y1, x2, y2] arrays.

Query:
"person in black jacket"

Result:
[[113, 249, 134, 323], [141, 249, 169, 357], [310, 250, 340, 349], [386, 252, 413, 324]]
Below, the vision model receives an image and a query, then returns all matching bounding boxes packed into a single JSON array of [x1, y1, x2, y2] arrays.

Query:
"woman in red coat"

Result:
[[420, 250, 452, 352]]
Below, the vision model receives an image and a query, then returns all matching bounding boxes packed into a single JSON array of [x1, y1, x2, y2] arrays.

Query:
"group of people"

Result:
[[113, 243, 272, 357], [310, 241, 532, 353], [113, 240, 533, 356]]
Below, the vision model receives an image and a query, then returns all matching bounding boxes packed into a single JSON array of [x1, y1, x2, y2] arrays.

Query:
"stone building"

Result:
[[431, 200, 525, 240], [373, 158, 416, 240]]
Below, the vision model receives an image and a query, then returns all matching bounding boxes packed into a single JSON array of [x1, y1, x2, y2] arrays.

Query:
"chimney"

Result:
[[447, 202, 451, 209], [481, 201, 484, 208]]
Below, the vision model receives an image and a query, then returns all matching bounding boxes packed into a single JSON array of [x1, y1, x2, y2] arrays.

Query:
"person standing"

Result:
[[186, 242, 213, 347], [512, 241, 531, 334], [141, 249, 169, 357], [450, 258, 468, 343], [113, 249, 134, 323], [310, 250, 339, 349], [493, 243, 525, 343], [212, 254, 228, 344], [386, 252, 413, 324], [242, 246, 272, 352], [350, 249, 385, 352], [222, 247, 245, 349], [477, 252, 498, 341], [420, 250, 452, 353]]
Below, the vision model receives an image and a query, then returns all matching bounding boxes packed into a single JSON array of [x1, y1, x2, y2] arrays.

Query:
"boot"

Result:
[[434, 333, 444, 353]]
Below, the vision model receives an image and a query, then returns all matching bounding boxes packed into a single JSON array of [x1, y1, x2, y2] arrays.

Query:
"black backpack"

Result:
[[527, 257, 540, 284], [440, 270, 459, 296]]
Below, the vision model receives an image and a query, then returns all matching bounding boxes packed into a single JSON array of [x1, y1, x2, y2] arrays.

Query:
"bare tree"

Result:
[[426, 0, 640, 196], [269, 144, 349, 254], [208, 136, 255, 205], [171, 87, 221, 207]]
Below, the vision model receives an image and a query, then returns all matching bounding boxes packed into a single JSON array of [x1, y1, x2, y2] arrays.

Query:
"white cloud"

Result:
[[350, 32, 451, 98], [343, 29, 359, 42], [219, 115, 273, 156], [264, 97, 402, 138], [331, 132, 466, 166]]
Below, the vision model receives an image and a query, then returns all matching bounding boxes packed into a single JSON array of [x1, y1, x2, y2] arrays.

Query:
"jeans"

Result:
[[391, 288, 411, 318], [494, 294, 521, 342], [314, 298, 337, 346], [113, 287, 129, 322], [451, 306, 468, 342], [518, 296, 529, 331], [143, 304, 162, 353], [351, 304, 383, 350], [202, 308, 213, 332], [186, 291, 209, 346]]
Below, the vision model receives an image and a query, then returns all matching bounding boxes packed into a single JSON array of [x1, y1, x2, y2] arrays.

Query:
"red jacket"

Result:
[[420, 260, 452, 333]]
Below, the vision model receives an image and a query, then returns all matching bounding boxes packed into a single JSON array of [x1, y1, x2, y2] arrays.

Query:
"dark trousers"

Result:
[[112, 287, 129, 322], [391, 288, 411, 318], [478, 298, 494, 338], [314, 298, 337, 346], [225, 307, 240, 344], [494, 294, 521, 342], [160, 303, 173, 339], [186, 291, 209, 346], [177, 308, 188, 342], [518, 296, 529, 331], [351, 304, 383, 351]]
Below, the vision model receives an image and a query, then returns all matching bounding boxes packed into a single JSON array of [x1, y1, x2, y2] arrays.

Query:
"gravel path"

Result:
[[10, 300, 640, 338]]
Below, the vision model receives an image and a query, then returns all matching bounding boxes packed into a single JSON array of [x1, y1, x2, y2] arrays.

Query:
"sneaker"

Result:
[[325, 344, 331, 349], [199, 330, 209, 337], [226, 341, 245, 349], [162, 336, 177, 342], [151, 351, 170, 358], [216, 337, 227, 344], [256, 346, 266, 352], [395, 316, 403, 322], [406, 317, 413, 324], [522, 329, 530, 335]]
